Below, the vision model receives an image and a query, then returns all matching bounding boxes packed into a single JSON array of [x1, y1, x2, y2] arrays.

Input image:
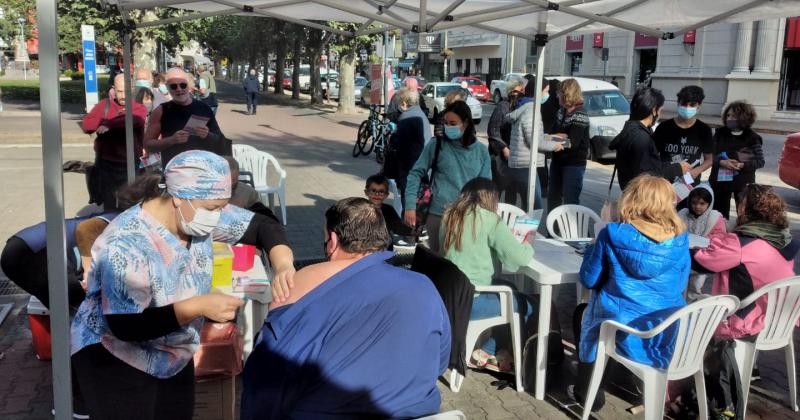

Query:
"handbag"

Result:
[[416, 137, 443, 225], [193, 320, 244, 377]]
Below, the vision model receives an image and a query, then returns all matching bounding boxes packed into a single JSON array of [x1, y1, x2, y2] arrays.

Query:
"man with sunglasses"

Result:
[[82, 73, 149, 210], [144, 68, 226, 168]]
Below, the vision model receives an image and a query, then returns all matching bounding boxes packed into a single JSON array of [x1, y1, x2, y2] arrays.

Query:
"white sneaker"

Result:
[[51, 408, 90, 419]]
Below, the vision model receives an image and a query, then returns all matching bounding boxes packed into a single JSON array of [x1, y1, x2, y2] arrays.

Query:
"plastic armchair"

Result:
[[546, 204, 601, 241], [449, 285, 523, 393], [232, 144, 258, 161], [581, 295, 740, 420], [496, 203, 527, 230], [414, 410, 466, 420], [733, 275, 800, 413], [237, 150, 287, 225]]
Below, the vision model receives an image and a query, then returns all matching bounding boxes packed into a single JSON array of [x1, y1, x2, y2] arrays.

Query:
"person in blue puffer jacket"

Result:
[[569, 174, 691, 412]]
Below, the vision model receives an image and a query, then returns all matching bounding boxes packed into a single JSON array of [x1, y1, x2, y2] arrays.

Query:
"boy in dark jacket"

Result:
[[364, 174, 415, 239]]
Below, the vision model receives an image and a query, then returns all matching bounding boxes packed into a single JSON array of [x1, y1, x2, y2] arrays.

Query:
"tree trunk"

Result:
[[261, 48, 271, 92], [291, 36, 301, 100], [274, 23, 287, 95], [336, 52, 358, 115], [309, 54, 322, 105]]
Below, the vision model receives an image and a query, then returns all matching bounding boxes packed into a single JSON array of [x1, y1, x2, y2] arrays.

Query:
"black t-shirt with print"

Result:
[[653, 118, 714, 165]]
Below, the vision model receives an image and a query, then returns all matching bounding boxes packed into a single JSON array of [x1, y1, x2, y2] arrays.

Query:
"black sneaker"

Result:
[[567, 384, 605, 413]]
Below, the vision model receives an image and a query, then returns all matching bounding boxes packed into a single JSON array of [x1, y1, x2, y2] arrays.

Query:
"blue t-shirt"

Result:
[[241, 252, 451, 419]]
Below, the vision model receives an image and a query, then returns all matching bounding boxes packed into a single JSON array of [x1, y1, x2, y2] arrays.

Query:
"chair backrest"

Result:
[[232, 144, 258, 161], [237, 150, 283, 188], [546, 204, 601, 241], [496, 203, 527, 231], [664, 295, 739, 378], [744, 276, 800, 350]]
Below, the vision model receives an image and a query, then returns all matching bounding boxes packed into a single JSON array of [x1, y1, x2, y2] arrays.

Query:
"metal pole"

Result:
[[509, 36, 515, 72], [527, 14, 547, 216], [443, 31, 448, 80], [36, 0, 72, 418], [383, 31, 389, 114], [123, 31, 136, 183]]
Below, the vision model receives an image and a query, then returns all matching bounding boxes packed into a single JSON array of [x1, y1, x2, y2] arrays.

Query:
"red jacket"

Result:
[[82, 99, 148, 162], [694, 232, 799, 339]]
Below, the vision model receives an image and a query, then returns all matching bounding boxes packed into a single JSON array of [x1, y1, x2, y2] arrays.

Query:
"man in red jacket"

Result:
[[82, 74, 148, 210]]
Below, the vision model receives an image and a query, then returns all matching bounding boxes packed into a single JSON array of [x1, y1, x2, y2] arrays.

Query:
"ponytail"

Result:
[[116, 174, 169, 209]]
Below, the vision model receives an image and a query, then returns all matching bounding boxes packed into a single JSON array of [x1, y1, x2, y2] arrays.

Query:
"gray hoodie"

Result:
[[504, 101, 560, 169]]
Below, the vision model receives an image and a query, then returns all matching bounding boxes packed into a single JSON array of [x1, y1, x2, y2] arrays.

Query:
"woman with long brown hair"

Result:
[[570, 174, 691, 412], [440, 177, 534, 372]]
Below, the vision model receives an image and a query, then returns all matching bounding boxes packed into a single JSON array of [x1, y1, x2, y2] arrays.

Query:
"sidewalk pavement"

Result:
[[0, 80, 798, 419]]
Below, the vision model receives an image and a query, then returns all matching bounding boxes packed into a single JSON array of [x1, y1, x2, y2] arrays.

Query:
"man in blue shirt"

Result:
[[242, 197, 451, 419]]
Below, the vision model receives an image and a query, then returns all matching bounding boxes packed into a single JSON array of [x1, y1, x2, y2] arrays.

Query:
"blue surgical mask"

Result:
[[677, 106, 698, 120], [135, 80, 151, 89], [158, 84, 168, 94], [444, 125, 463, 140], [540, 94, 550, 105]]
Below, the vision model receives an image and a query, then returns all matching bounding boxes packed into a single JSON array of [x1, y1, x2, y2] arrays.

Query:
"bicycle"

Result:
[[353, 105, 392, 164]]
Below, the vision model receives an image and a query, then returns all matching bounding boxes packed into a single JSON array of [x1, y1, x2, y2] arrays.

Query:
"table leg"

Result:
[[535, 284, 553, 400]]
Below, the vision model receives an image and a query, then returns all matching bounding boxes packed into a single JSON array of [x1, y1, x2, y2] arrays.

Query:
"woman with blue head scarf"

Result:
[[70, 150, 295, 420]]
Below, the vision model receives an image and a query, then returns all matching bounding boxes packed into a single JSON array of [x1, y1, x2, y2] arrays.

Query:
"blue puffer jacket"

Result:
[[579, 223, 690, 369]]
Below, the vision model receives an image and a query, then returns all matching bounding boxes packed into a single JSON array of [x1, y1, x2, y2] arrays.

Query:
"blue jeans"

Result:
[[547, 162, 586, 213], [470, 291, 535, 355], [507, 167, 543, 210]]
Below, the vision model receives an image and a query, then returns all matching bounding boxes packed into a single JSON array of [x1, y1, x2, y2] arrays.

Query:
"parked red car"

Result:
[[450, 76, 490, 102], [779, 132, 800, 189]]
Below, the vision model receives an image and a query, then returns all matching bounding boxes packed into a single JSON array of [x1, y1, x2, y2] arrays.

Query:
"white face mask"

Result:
[[178, 200, 221, 237]]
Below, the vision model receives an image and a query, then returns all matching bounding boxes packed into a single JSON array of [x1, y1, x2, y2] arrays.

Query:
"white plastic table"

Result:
[[215, 258, 272, 360], [512, 238, 585, 400]]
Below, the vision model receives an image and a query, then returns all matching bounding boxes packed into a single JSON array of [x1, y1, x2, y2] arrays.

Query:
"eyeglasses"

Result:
[[168, 82, 188, 90], [365, 188, 388, 196]]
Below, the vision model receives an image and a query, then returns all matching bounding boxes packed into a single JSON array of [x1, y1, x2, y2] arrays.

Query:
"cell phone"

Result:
[[690, 159, 702, 168]]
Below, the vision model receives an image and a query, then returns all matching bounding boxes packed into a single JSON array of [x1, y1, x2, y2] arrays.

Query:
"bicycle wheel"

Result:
[[353, 120, 369, 157], [362, 122, 376, 156], [374, 129, 387, 164]]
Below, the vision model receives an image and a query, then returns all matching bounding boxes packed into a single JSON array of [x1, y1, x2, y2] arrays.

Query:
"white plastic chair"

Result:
[[496, 203, 527, 230], [415, 410, 466, 420], [232, 143, 258, 161], [546, 204, 601, 241], [449, 285, 523, 393], [733, 276, 800, 413], [581, 295, 740, 420], [236, 150, 288, 225]]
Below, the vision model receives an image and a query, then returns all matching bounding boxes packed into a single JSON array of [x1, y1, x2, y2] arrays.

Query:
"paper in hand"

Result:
[[184, 115, 210, 131]]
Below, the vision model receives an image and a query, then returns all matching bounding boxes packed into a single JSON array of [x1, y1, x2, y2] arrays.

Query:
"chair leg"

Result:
[[449, 369, 464, 393], [268, 192, 275, 212], [581, 354, 607, 420], [733, 340, 757, 416], [509, 303, 523, 393], [279, 188, 287, 226], [785, 340, 798, 411], [694, 369, 709, 420], [642, 372, 668, 420]]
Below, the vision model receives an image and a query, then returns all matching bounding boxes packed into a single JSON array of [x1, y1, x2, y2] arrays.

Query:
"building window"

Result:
[[568, 52, 582, 75], [475, 58, 483, 74], [456, 59, 463, 74], [488, 58, 502, 83], [464, 59, 471, 76]]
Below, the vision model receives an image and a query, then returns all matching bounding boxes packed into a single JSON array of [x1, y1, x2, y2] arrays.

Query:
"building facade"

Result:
[[437, 29, 529, 83], [538, 18, 800, 121]]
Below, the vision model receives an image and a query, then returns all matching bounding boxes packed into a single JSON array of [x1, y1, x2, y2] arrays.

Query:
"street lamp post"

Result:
[[18, 17, 27, 80]]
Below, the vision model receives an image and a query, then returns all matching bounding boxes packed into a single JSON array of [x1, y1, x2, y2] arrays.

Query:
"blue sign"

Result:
[[81, 25, 98, 111]]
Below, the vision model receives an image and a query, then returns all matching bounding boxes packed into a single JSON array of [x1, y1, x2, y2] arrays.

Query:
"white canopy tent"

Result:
[[35, 0, 800, 417]]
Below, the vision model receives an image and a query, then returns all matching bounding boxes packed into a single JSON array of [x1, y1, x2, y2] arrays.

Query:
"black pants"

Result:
[[246, 92, 258, 114], [0, 237, 85, 309], [72, 344, 195, 420], [711, 182, 743, 220], [90, 159, 128, 211]]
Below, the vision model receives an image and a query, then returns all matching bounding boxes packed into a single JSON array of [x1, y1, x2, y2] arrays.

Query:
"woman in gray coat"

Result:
[[505, 76, 564, 210]]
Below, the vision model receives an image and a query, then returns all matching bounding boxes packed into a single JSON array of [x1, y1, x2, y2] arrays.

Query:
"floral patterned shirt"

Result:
[[71, 203, 253, 378]]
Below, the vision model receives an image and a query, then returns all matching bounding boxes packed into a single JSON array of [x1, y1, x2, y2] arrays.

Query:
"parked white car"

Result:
[[353, 76, 368, 103], [420, 82, 483, 124], [549, 76, 629, 161], [489, 72, 527, 103]]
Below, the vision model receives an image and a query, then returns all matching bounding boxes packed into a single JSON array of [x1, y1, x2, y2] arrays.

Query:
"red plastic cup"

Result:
[[232, 244, 256, 271]]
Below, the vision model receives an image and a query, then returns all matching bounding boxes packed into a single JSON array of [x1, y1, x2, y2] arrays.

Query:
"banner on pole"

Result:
[[81, 25, 98, 112]]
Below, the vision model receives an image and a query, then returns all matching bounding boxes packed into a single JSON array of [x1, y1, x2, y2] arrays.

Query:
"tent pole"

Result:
[[527, 13, 547, 218], [549, 0, 651, 40], [523, 0, 667, 39], [419, 0, 427, 31], [123, 30, 136, 183], [356, 0, 399, 33], [363, 0, 409, 23], [36, 0, 72, 418], [383, 30, 389, 115], [672, 0, 769, 37]]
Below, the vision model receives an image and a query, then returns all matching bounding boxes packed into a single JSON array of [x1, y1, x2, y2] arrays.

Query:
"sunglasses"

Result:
[[168, 82, 188, 90], [365, 188, 388, 196]]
